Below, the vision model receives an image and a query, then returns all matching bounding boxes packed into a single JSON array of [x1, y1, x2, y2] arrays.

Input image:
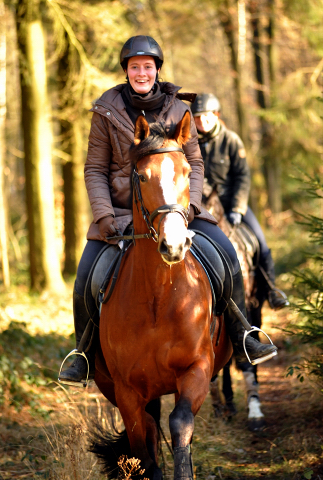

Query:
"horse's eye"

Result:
[[139, 174, 146, 183]]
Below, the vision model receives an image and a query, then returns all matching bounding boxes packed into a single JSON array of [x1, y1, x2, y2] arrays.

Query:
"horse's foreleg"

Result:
[[114, 384, 161, 480], [170, 360, 210, 480]]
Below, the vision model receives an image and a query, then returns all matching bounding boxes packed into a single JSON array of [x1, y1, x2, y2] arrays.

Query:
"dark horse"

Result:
[[203, 192, 267, 431], [90, 112, 232, 479]]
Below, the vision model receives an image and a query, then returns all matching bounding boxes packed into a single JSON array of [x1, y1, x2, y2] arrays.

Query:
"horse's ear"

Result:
[[173, 111, 191, 146], [134, 115, 150, 145]]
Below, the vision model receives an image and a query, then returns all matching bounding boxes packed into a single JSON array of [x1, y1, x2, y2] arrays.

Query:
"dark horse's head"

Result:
[[130, 111, 193, 264]]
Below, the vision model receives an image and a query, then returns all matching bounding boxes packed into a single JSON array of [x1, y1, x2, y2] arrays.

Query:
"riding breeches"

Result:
[[74, 240, 108, 297], [189, 218, 240, 274]]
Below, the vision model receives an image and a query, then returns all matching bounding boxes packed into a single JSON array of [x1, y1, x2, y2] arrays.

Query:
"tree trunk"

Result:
[[62, 120, 89, 275], [58, 35, 89, 276], [15, 0, 65, 292], [218, 0, 249, 148], [249, 0, 282, 214], [0, 0, 10, 288]]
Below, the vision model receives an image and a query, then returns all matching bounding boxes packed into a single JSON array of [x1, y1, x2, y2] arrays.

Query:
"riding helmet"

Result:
[[120, 35, 164, 70], [191, 93, 221, 116]]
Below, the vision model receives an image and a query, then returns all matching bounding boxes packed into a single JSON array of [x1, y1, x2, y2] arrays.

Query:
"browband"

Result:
[[137, 146, 185, 160]]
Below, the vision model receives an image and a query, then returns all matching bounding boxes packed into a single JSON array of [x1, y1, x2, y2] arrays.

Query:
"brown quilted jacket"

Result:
[[85, 82, 217, 240]]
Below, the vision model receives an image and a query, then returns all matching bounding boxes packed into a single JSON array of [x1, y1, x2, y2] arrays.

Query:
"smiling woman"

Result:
[[127, 56, 160, 95]]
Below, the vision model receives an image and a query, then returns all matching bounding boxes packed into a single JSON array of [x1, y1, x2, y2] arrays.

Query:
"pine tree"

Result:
[[288, 169, 323, 390]]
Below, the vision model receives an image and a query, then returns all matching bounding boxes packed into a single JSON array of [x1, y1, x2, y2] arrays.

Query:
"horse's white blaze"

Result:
[[248, 397, 264, 419], [159, 156, 188, 251], [160, 157, 177, 204]]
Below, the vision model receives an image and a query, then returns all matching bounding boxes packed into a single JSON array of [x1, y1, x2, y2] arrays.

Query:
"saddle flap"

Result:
[[91, 244, 121, 307], [191, 230, 234, 315]]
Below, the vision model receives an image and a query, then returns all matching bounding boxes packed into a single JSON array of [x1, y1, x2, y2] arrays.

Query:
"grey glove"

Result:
[[227, 211, 242, 226]]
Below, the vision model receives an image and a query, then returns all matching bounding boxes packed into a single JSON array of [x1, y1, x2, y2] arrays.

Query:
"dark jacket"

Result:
[[85, 82, 217, 240], [198, 122, 250, 215]]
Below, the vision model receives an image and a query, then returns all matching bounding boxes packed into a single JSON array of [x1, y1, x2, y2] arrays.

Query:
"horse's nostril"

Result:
[[185, 236, 192, 249], [159, 239, 169, 255]]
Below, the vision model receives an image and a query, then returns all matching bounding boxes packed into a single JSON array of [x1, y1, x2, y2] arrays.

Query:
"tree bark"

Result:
[[218, 0, 249, 148], [58, 35, 89, 276], [0, 0, 10, 288], [249, 0, 282, 214], [15, 0, 65, 292]]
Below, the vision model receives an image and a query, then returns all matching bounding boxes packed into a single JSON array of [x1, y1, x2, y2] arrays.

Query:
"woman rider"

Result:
[[59, 35, 277, 385]]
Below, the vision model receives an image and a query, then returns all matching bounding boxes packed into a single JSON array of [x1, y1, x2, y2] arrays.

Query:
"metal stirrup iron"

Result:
[[58, 350, 90, 388], [228, 298, 277, 366], [58, 319, 94, 388]]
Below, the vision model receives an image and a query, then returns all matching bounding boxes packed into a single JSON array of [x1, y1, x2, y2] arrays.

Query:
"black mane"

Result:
[[130, 120, 177, 163]]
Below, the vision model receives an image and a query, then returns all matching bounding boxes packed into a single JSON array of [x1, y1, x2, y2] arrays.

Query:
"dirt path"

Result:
[[0, 291, 322, 479]]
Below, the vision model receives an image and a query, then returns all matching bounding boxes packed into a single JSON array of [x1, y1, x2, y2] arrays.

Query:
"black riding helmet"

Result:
[[191, 93, 221, 116], [120, 35, 164, 70]]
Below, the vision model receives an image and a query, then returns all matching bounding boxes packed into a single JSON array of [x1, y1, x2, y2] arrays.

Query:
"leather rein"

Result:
[[107, 146, 189, 243]]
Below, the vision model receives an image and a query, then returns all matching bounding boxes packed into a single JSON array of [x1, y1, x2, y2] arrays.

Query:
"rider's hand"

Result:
[[226, 211, 242, 226], [187, 205, 195, 224], [98, 215, 120, 241]]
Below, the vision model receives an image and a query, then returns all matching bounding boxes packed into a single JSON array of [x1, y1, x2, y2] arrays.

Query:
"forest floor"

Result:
[[0, 282, 322, 480]]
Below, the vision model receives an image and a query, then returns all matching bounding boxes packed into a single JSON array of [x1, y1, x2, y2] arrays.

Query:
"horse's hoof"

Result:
[[153, 466, 163, 480], [224, 401, 237, 419], [212, 403, 224, 418], [248, 417, 266, 432]]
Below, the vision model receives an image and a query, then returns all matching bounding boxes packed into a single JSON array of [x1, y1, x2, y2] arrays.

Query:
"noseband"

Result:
[[133, 146, 189, 242]]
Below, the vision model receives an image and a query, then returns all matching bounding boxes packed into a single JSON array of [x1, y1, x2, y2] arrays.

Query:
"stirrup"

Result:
[[268, 288, 290, 308], [58, 349, 90, 388], [243, 327, 277, 366]]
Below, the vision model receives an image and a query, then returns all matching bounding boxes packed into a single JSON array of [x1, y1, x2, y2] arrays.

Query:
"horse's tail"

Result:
[[88, 420, 130, 478]]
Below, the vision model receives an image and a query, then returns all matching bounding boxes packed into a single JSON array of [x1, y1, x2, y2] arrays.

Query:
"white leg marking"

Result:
[[248, 396, 264, 419]]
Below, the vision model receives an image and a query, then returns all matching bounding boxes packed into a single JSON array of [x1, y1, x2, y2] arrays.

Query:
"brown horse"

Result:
[[90, 112, 232, 479], [203, 192, 267, 431]]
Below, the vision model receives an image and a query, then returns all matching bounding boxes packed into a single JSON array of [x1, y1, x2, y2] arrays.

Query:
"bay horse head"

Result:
[[131, 111, 193, 264]]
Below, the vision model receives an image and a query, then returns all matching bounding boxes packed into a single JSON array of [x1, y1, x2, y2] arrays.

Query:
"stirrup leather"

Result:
[[58, 349, 90, 388], [243, 327, 277, 366]]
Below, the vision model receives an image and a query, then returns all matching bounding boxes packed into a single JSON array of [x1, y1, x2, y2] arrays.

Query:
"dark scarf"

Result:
[[122, 83, 166, 125]]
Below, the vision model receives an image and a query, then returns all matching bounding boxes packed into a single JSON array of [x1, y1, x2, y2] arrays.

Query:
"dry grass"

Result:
[[0, 284, 323, 479]]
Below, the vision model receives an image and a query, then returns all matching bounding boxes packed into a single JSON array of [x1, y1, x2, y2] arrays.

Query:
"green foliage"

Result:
[[287, 173, 323, 390], [0, 320, 73, 416]]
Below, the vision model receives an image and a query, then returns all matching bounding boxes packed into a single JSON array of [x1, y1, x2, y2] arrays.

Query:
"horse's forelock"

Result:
[[130, 121, 177, 164]]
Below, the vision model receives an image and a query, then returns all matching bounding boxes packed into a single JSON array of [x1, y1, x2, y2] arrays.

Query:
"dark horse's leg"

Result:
[[169, 362, 210, 480]]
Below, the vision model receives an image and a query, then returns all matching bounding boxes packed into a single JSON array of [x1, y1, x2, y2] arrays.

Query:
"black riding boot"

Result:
[[225, 269, 278, 364], [259, 250, 289, 310], [59, 290, 97, 384]]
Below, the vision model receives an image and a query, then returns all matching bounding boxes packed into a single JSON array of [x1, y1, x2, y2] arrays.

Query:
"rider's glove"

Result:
[[226, 211, 242, 226], [98, 215, 120, 241]]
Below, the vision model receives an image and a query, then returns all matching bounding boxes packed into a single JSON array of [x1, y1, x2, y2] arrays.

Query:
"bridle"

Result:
[[108, 146, 189, 243]]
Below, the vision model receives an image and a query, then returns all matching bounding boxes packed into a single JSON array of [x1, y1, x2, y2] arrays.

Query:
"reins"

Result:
[[107, 146, 189, 243]]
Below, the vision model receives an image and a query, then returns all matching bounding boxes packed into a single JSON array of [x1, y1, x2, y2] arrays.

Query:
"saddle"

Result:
[[85, 230, 235, 323]]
